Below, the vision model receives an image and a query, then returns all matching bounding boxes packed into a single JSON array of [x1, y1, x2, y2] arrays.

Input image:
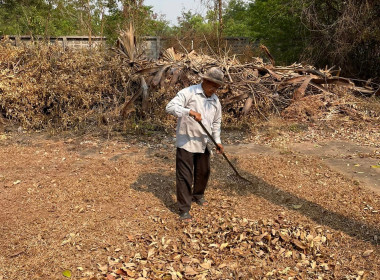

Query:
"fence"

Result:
[[2, 35, 106, 49], [2, 35, 253, 60]]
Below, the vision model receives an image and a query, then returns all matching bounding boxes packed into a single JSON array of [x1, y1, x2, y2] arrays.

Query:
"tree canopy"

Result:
[[0, 0, 378, 80], [0, 0, 170, 41]]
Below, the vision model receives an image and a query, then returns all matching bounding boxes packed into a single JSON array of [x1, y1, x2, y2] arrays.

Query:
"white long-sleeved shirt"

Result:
[[166, 84, 222, 153]]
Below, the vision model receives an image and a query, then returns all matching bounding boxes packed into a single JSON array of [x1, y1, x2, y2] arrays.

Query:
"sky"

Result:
[[144, 0, 208, 26]]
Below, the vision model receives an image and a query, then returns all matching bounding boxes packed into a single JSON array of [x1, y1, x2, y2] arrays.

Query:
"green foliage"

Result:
[[0, 0, 171, 42], [223, 0, 307, 64], [223, 0, 253, 37], [1, 0, 378, 81], [175, 10, 214, 35], [250, 0, 307, 64], [0, 0, 51, 35], [223, 0, 379, 79]]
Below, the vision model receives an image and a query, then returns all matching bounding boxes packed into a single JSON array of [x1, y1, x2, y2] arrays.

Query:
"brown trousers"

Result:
[[176, 148, 210, 214]]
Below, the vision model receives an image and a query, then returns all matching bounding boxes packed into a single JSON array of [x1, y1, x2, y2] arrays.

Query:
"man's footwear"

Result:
[[195, 197, 209, 206], [179, 212, 192, 221]]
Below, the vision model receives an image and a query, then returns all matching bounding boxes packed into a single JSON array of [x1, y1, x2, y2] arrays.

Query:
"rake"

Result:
[[196, 119, 253, 185]]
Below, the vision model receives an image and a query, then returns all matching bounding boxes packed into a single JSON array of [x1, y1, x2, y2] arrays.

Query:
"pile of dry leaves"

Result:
[[0, 37, 379, 131], [94, 208, 374, 280], [0, 40, 131, 129]]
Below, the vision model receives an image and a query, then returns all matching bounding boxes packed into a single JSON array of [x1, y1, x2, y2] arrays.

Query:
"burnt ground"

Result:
[[0, 122, 379, 280]]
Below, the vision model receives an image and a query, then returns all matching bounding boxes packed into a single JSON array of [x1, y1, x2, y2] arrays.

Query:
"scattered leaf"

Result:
[[220, 243, 229, 250], [363, 250, 373, 257], [200, 261, 212, 270], [106, 275, 116, 280], [62, 270, 72, 278], [147, 248, 155, 259], [292, 239, 307, 250], [97, 263, 108, 274], [181, 256, 191, 264], [115, 268, 127, 276], [185, 266, 198, 276], [123, 263, 136, 268], [279, 232, 290, 242]]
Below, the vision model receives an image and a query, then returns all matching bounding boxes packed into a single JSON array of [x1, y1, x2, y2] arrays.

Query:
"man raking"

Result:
[[166, 67, 225, 222]]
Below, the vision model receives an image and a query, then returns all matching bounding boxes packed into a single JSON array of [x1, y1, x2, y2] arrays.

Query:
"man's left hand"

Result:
[[216, 144, 224, 154]]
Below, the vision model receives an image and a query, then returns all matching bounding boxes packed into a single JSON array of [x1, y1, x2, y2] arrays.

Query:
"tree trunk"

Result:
[[87, 0, 92, 47], [218, 0, 223, 30]]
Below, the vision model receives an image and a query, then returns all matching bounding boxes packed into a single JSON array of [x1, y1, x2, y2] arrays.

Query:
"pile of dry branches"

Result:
[[122, 45, 380, 124], [0, 37, 379, 131]]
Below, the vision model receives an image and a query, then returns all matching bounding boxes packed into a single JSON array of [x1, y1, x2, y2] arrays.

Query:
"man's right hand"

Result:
[[189, 110, 202, 122]]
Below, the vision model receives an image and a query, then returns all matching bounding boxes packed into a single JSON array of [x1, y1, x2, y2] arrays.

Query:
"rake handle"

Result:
[[196, 119, 242, 177]]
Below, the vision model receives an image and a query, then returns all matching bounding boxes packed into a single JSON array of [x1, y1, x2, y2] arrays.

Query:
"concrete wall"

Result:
[[1, 35, 253, 60], [141, 36, 162, 60], [2, 35, 106, 49], [224, 37, 253, 54]]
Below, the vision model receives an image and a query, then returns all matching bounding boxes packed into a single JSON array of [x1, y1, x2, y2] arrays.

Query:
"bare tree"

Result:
[[300, 0, 380, 79], [217, 0, 223, 32], [200, 0, 224, 35]]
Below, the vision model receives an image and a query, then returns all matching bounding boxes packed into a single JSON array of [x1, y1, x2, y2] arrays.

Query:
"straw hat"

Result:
[[200, 67, 225, 85]]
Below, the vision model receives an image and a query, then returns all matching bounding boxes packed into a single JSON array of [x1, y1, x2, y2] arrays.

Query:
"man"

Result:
[[166, 67, 225, 221]]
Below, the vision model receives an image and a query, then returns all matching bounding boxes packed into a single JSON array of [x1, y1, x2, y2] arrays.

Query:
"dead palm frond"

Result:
[[162, 47, 177, 62], [116, 23, 139, 63]]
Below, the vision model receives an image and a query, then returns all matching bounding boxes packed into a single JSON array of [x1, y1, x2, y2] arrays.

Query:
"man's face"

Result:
[[202, 80, 221, 97]]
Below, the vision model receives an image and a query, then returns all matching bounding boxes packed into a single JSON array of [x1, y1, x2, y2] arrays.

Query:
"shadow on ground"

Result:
[[218, 169, 380, 246], [130, 171, 177, 214], [131, 150, 379, 245], [132, 166, 380, 245]]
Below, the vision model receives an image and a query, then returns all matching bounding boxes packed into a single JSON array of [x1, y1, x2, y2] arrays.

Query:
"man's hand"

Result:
[[216, 144, 224, 154], [189, 110, 202, 122]]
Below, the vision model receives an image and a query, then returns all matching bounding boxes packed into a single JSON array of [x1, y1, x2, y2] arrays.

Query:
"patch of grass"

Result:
[[123, 118, 168, 136], [287, 123, 309, 133], [279, 149, 293, 155]]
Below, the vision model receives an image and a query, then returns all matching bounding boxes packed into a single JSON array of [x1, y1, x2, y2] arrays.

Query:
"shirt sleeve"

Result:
[[166, 89, 191, 117], [212, 101, 222, 144]]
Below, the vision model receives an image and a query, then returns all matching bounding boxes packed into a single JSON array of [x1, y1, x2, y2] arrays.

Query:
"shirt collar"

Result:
[[196, 83, 217, 101]]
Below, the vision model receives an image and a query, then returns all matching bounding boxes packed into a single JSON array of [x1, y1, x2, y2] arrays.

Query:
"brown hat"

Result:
[[200, 67, 225, 86]]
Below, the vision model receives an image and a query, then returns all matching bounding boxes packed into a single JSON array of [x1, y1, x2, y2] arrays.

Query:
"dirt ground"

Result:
[[0, 122, 379, 280]]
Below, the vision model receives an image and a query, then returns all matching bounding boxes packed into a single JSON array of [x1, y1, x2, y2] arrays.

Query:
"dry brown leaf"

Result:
[[363, 250, 373, 257], [123, 263, 136, 268], [126, 269, 135, 277], [181, 256, 191, 264], [271, 237, 279, 245], [147, 248, 155, 259], [106, 275, 116, 280], [200, 261, 212, 270], [185, 266, 198, 276], [254, 232, 268, 241], [292, 239, 307, 250], [115, 268, 127, 276], [220, 243, 229, 250], [218, 263, 227, 269], [97, 263, 108, 274], [279, 232, 290, 242]]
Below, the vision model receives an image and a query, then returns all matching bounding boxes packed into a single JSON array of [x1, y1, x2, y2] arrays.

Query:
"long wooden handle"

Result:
[[196, 120, 242, 177]]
